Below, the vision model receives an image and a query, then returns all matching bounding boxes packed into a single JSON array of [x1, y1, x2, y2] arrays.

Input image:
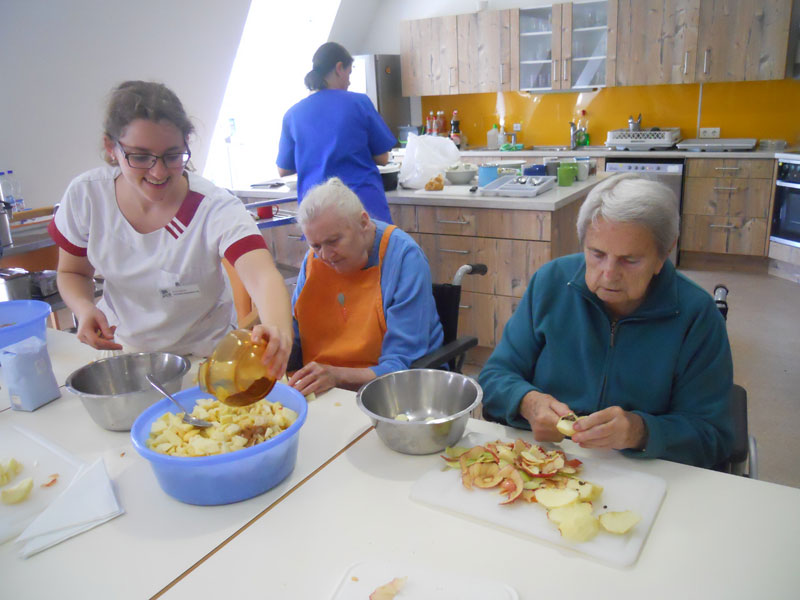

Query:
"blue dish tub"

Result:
[[131, 384, 308, 505], [0, 299, 51, 349]]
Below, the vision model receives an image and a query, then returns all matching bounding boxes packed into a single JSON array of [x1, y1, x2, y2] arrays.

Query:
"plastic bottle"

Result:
[[577, 110, 590, 146], [487, 124, 500, 149], [426, 111, 435, 135], [0, 172, 14, 213], [449, 110, 462, 148], [6, 170, 24, 212], [436, 110, 446, 136]]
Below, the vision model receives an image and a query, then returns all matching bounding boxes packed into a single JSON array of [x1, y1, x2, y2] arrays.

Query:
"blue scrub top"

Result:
[[277, 89, 397, 223]]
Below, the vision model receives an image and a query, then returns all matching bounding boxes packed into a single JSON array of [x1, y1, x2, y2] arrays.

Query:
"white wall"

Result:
[[362, 0, 553, 54], [0, 0, 250, 209]]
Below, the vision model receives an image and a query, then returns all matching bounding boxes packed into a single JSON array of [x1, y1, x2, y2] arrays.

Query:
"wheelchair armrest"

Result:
[[729, 384, 749, 466], [410, 336, 478, 370]]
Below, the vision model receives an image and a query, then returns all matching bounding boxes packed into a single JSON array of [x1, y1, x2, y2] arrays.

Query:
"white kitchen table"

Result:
[[0, 330, 372, 599], [160, 415, 800, 600]]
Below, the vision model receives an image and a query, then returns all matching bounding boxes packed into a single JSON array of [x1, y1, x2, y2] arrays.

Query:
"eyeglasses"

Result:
[[116, 142, 191, 170]]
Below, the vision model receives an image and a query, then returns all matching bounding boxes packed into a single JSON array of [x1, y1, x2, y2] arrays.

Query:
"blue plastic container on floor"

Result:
[[0, 300, 51, 349], [131, 384, 308, 505]]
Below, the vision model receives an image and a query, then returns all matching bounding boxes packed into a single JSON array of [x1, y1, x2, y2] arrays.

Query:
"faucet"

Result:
[[569, 121, 587, 149]]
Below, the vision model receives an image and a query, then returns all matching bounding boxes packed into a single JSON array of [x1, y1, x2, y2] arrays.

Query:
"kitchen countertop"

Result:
[[453, 147, 782, 159], [387, 176, 601, 211], [0, 222, 53, 258], [2, 329, 799, 598]]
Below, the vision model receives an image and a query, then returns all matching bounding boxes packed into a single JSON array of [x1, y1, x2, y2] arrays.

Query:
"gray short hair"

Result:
[[296, 177, 365, 228], [576, 173, 680, 258]]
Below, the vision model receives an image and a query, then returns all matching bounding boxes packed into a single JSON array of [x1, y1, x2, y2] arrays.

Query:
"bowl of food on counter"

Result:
[[356, 369, 482, 455], [65, 352, 190, 432], [444, 162, 478, 185], [130, 384, 307, 505]]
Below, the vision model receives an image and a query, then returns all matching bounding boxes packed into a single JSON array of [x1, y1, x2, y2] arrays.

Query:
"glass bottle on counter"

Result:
[[449, 110, 462, 148], [436, 110, 446, 136]]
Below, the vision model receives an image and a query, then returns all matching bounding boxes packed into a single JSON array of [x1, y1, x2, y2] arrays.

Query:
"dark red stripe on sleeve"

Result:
[[174, 190, 204, 227], [224, 234, 268, 265], [47, 220, 88, 257]]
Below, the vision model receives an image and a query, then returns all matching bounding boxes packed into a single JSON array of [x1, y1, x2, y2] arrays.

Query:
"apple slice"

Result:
[[533, 487, 579, 509], [559, 512, 600, 542], [556, 413, 587, 437], [498, 465, 524, 504], [1, 477, 33, 505], [566, 478, 603, 501], [369, 576, 408, 600], [0, 457, 23, 486], [547, 501, 594, 524], [599, 511, 641, 534]]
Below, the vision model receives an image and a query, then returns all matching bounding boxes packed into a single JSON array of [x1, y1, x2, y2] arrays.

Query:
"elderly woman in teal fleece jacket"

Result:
[[478, 173, 734, 469]]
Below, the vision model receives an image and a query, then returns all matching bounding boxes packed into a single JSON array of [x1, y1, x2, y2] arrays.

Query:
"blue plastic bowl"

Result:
[[0, 300, 51, 349], [130, 384, 308, 505]]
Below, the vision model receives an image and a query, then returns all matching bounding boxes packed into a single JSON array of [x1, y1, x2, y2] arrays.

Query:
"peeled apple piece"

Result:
[[547, 501, 594, 524], [533, 487, 579, 509], [559, 512, 600, 542], [556, 413, 586, 437], [0, 457, 23, 486], [1, 477, 34, 504], [599, 510, 641, 534]]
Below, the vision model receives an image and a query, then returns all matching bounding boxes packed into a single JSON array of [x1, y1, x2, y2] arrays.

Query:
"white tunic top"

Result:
[[49, 166, 266, 356]]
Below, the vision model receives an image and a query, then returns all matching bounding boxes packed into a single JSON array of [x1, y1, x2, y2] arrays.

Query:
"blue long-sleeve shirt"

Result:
[[478, 253, 734, 469], [292, 220, 443, 376]]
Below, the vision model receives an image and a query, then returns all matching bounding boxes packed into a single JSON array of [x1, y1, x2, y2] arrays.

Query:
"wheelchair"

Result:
[[411, 263, 488, 373]]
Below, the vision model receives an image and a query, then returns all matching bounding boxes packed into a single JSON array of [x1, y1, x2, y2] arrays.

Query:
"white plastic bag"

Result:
[[1, 336, 61, 411], [399, 133, 461, 189]]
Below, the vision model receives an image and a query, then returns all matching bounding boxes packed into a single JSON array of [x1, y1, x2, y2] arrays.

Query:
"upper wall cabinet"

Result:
[[400, 16, 460, 96], [613, 0, 792, 86], [457, 9, 520, 93], [612, 0, 700, 85], [519, 1, 615, 92], [694, 0, 792, 83]]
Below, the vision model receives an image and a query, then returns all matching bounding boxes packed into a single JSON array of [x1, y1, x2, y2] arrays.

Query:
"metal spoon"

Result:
[[146, 374, 213, 428]]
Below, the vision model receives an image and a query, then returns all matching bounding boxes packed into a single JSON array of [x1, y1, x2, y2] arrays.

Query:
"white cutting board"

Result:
[[0, 425, 85, 544], [410, 433, 666, 568], [330, 559, 518, 599]]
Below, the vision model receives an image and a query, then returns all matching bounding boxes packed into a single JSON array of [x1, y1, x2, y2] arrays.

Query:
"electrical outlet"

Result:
[[513, 122, 522, 132], [699, 127, 720, 139]]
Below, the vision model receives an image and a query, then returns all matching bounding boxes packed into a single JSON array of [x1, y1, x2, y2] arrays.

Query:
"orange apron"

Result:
[[295, 225, 396, 368]]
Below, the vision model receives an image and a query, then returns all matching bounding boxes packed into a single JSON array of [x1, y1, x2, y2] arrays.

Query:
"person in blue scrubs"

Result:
[[277, 42, 396, 223]]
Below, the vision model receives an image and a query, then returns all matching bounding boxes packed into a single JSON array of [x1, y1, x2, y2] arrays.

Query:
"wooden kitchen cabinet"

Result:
[[680, 158, 775, 256], [457, 9, 519, 93], [400, 16, 459, 96], [694, 0, 792, 83], [393, 199, 582, 349], [520, 1, 616, 91], [614, 0, 792, 86]]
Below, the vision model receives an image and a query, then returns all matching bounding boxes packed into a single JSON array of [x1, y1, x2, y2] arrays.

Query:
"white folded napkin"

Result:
[[15, 457, 124, 558]]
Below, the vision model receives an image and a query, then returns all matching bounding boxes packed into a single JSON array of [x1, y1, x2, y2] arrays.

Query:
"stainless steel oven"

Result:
[[772, 156, 800, 248]]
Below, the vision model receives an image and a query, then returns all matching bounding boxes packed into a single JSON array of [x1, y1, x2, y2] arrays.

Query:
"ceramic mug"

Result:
[[576, 162, 589, 181], [478, 164, 499, 187], [557, 165, 575, 186]]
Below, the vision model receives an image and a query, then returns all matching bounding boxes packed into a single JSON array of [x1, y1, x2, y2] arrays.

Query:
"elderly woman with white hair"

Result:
[[478, 173, 734, 468], [284, 177, 443, 395]]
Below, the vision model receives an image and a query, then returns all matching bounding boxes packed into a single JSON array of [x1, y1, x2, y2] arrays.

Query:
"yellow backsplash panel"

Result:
[[421, 80, 800, 148]]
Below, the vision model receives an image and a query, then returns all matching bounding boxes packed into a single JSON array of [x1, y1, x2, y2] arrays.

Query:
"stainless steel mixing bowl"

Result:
[[65, 352, 190, 431], [356, 369, 483, 455]]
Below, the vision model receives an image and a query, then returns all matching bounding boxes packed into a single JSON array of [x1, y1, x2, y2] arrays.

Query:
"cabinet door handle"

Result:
[[448, 67, 454, 87], [459, 304, 472, 310], [683, 51, 689, 75], [287, 234, 304, 240], [703, 49, 709, 74], [714, 166, 740, 171], [440, 248, 470, 254], [563, 57, 567, 81], [553, 59, 558, 82], [713, 186, 738, 191], [436, 218, 469, 225], [500, 64, 505, 85], [709, 224, 736, 229]]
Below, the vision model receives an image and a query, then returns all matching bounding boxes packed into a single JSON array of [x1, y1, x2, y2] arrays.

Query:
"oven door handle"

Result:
[[776, 180, 800, 190]]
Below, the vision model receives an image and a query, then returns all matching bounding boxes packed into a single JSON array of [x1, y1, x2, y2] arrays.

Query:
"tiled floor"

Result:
[[465, 268, 800, 489]]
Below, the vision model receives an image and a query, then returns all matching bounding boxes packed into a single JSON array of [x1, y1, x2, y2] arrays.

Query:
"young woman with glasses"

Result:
[[48, 80, 291, 376]]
